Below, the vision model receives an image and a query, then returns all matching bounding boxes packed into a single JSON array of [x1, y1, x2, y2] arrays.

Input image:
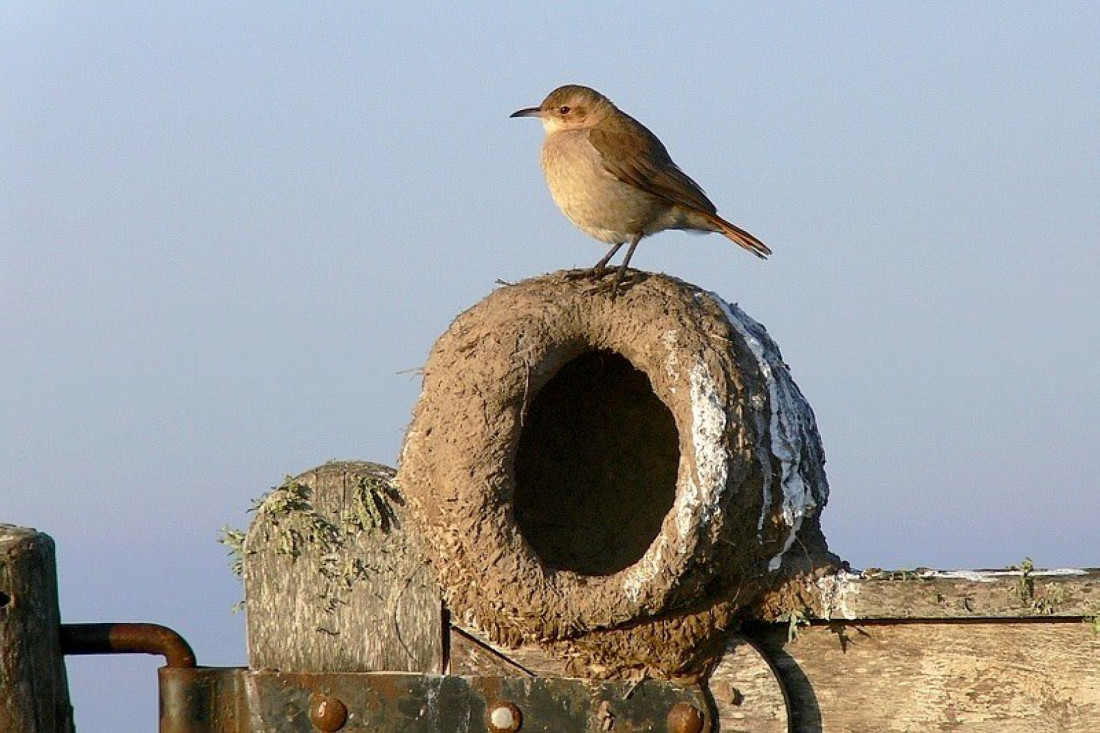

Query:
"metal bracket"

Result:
[[158, 667, 712, 732], [60, 623, 712, 732]]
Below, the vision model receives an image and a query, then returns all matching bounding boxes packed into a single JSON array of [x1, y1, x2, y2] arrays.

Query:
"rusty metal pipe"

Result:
[[60, 623, 196, 668]]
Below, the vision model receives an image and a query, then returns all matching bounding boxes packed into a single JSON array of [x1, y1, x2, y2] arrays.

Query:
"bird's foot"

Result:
[[563, 267, 612, 282], [582, 268, 643, 298]]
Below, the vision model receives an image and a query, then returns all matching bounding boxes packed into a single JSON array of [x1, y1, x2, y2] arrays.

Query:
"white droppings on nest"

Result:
[[621, 355, 732, 606], [687, 359, 730, 532], [817, 569, 861, 620], [622, 530, 669, 604], [711, 294, 828, 572], [674, 476, 702, 544]]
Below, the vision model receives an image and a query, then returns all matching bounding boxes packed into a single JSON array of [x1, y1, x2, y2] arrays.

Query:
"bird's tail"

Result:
[[701, 211, 772, 259]]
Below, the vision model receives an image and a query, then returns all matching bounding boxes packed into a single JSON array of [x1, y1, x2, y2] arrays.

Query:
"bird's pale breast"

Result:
[[540, 130, 672, 244]]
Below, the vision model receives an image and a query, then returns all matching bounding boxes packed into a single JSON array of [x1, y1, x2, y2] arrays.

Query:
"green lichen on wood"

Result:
[[258, 479, 342, 561], [218, 527, 247, 579], [219, 466, 405, 614], [342, 473, 404, 534], [218, 489, 281, 579]]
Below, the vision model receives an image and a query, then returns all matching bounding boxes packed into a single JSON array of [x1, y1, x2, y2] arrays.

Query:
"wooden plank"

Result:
[[753, 567, 1100, 621], [0, 524, 74, 733], [244, 462, 443, 673], [708, 635, 788, 733], [747, 620, 1100, 732]]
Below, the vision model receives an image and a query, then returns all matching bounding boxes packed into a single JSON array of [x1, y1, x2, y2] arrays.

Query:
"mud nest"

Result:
[[399, 271, 831, 672]]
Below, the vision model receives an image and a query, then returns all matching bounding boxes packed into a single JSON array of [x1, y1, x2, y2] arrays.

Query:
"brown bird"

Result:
[[511, 84, 770, 294]]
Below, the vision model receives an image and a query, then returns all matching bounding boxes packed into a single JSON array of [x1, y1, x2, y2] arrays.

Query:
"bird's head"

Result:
[[510, 84, 615, 133]]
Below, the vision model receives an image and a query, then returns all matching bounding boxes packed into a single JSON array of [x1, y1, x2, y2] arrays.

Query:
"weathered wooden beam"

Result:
[[746, 619, 1100, 732], [752, 566, 1100, 621], [0, 524, 73, 733]]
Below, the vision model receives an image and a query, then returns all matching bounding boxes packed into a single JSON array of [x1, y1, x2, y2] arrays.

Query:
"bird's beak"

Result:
[[509, 106, 543, 119]]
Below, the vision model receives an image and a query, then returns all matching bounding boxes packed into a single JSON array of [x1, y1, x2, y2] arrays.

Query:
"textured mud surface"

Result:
[[399, 270, 833, 674]]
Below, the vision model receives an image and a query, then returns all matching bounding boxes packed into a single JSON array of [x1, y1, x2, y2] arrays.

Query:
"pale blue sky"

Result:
[[3, 3, 1099, 730]]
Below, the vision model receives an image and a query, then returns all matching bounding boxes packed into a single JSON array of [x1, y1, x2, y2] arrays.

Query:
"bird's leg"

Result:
[[609, 233, 643, 298], [591, 241, 625, 277]]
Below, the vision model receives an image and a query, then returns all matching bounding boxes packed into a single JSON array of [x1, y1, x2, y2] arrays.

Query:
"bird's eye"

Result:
[[559, 105, 571, 114]]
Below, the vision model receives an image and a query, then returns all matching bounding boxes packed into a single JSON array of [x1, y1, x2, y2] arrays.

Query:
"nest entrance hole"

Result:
[[514, 349, 679, 576]]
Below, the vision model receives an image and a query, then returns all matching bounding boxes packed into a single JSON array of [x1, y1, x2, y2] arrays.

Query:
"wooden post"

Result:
[[0, 524, 73, 733], [244, 462, 444, 673]]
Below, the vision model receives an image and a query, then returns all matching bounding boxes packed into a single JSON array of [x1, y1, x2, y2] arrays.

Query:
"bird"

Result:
[[511, 84, 770, 295]]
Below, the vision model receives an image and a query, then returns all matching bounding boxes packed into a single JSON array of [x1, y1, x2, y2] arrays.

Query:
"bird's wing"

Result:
[[588, 112, 718, 215]]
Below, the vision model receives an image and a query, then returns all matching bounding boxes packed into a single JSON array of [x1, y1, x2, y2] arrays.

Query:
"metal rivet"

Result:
[[310, 693, 348, 732], [487, 700, 523, 732], [666, 701, 704, 733]]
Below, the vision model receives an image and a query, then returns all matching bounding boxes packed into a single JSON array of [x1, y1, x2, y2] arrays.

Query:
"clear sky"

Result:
[[3, 3, 1098, 730]]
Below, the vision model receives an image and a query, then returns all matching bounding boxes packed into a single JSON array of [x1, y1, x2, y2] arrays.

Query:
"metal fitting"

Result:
[[310, 692, 348, 731], [487, 700, 523, 732], [666, 701, 705, 733]]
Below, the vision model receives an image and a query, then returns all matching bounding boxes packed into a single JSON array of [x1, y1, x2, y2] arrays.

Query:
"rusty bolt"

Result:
[[487, 700, 523, 732], [666, 701, 704, 733], [310, 693, 348, 732]]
